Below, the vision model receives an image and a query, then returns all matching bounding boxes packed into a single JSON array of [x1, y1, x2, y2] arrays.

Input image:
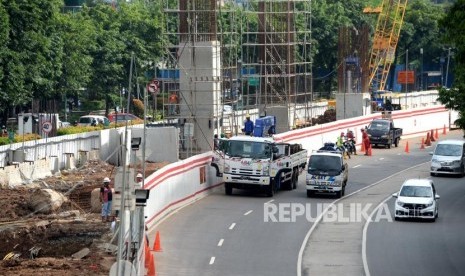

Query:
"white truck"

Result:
[[306, 150, 348, 198], [211, 136, 308, 197]]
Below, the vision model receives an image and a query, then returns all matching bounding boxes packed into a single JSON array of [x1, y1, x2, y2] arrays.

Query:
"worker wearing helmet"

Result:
[[100, 177, 112, 222], [243, 114, 254, 136]]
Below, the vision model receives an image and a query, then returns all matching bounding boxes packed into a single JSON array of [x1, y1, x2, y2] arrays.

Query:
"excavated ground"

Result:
[[0, 160, 168, 275]]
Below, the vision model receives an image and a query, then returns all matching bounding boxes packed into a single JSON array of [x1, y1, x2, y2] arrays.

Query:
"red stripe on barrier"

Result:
[[144, 155, 212, 190], [277, 107, 447, 142]]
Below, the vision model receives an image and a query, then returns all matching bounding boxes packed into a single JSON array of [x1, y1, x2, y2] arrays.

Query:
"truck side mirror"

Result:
[[272, 147, 278, 153], [365, 126, 368, 129]]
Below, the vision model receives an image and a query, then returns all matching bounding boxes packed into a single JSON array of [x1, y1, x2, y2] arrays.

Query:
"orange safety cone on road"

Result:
[[152, 231, 163, 252], [420, 138, 425, 150], [435, 129, 439, 139], [147, 252, 156, 276], [443, 124, 447, 135], [430, 129, 436, 142], [145, 244, 150, 268], [405, 141, 410, 154], [425, 132, 431, 146]]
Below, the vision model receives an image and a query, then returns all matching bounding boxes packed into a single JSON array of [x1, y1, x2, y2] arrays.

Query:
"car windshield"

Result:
[[308, 155, 341, 172], [399, 186, 432, 197], [79, 117, 92, 124], [368, 121, 389, 131], [434, 144, 462, 156], [225, 141, 271, 159]]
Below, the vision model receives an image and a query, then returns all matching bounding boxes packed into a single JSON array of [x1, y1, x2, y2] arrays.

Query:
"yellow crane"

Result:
[[364, 0, 408, 92]]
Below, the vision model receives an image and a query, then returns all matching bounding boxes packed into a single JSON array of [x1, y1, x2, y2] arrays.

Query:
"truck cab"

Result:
[[306, 151, 348, 198], [366, 112, 402, 148], [211, 136, 307, 197]]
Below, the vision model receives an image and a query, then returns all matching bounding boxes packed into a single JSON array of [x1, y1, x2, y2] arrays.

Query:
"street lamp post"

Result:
[[420, 48, 423, 91], [445, 47, 451, 88]]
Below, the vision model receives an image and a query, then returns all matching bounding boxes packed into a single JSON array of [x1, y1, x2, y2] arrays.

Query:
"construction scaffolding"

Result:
[[337, 25, 370, 95], [161, 0, 313, 155], [241, 0, 313, 130]]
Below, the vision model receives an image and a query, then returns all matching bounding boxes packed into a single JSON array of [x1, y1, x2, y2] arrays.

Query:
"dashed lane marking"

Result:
[[244, 210, 253, 216], [229, 223, 236, 230]]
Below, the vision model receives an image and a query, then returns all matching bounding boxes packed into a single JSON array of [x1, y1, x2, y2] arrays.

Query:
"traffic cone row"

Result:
[[147, 252, 156, 276], [152, 231, 162, 252], [425, 132, 431, 146], [430, 129, 436, 142], [405, 141, 410, 154]]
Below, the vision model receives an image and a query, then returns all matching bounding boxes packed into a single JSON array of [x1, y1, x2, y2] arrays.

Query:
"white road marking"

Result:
[[379, 158, 384, 160], [217, 239, 224, 247], [297, 161, 430, 276], [244, 210, 253, 216], [229, 223, 236, 230], [264, 199, 275, 204], [353, 165, 361, 168], [209, 257, 215, 265], [362, 195, 392, 276]]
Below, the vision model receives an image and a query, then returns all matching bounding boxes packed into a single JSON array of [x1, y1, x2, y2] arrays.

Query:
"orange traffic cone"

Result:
[[147, 252, 156, 276], [405, 141, 410, 154], [145, 244, 150, 268], [430, 129, 436, 142], [420, 138, 425, 150], [152, 231, 163, 252], [435, 129, 439, 139], [425, 132, 431, 146], [443, 124, 447, 135]]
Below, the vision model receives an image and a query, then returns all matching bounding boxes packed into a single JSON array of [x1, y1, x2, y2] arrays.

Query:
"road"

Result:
[[366, 174, 465, 276], [152, 131, 463, 276]]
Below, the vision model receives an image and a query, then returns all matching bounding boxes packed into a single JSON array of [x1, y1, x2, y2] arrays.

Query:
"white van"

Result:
[[78, 115, 110, 127], [430, 139, 465, 177]]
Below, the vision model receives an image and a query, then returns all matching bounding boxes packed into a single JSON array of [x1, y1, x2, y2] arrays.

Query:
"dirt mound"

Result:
[[0, 159, 168, 275]]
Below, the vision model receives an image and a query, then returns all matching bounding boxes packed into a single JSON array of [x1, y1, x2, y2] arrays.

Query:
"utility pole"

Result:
[[420, 48, 423, 91], [445, 47, 451, 88], [405, 49, 408, 109]]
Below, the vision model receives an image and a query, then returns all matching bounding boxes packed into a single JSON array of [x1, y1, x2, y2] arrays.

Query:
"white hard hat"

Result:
[[103, 177, 111, 183], [136, 173, 143, 178]]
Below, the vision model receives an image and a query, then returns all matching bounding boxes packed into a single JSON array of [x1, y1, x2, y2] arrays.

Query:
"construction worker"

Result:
[[100, 177, 112, 222], [361, 128, 370, 155], [243, 114, 254, 136], [168, 92, 179, 115]]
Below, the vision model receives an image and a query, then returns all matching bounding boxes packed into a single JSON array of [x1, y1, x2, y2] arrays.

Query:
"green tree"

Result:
[[437, 0, 465, 132]]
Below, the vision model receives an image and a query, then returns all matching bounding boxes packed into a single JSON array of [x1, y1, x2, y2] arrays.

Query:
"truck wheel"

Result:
[[292, 172, 298, 189], [307, 190, 313, 197], [267, 181, 275, 197], [225, 183, 232, 195], [394, 138, 399, 147]]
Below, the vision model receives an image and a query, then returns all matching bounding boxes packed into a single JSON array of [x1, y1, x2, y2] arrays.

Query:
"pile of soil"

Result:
[[0, 159, 168, 275]]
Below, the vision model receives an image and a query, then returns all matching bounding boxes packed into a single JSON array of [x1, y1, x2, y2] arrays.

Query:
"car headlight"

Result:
[[452, 160, 461, 165], [396, 201, 404, 207], [306, 179, 316, 185], [262, 165, 269, 176], [431, 158, 439, 163], [224, 164, 230, 173], [425, 201, 434, 207]]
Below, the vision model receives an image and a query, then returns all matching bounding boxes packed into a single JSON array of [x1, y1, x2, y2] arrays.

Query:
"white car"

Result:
[[392, 178, 440, 222]]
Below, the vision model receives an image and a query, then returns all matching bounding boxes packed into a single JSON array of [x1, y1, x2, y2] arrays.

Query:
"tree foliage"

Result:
[[437, 0, 465, 130]]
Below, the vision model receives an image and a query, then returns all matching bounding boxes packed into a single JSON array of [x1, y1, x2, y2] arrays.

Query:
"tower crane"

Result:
[[364, 0, 408, 93]]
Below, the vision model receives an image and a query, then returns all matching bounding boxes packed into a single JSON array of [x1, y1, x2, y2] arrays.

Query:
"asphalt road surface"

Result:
[[152, 131, 464, 276], [366, 171, 465, 276]]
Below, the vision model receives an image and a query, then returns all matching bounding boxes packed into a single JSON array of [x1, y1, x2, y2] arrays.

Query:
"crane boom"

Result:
[[365, 0, 408, 92]]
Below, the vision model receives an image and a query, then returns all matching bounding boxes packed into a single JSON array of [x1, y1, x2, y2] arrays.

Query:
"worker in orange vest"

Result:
[[169, 92, 179, 115]]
